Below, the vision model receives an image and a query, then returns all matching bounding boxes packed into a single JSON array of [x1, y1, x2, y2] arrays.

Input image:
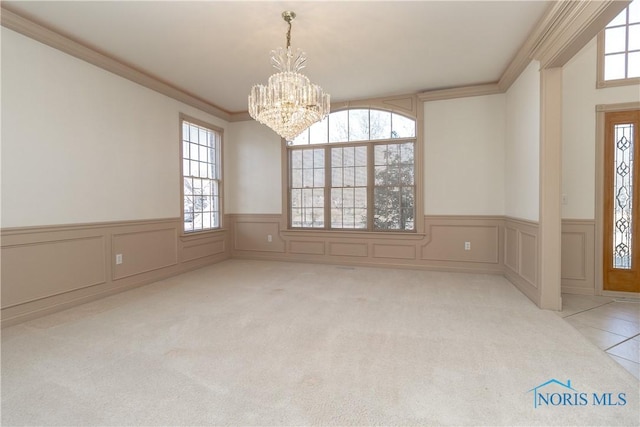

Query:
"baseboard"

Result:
[[1, 218, 230, 327], [2, 214, 596, 326], [229, 214, 505, 275]]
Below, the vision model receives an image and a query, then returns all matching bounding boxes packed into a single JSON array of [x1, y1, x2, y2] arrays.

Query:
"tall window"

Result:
[[288, 108, 416, 232], [599, 0, 640, 86], [181, 117, 222, 233]]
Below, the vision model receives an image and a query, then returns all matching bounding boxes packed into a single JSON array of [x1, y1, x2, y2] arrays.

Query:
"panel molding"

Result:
[[1, 235, 107, 308], [560, 220, 595, 295], [1, 218, 230, 326], [2, 215, 599, 325], [230, 214, 504, 275], [111, 227, 179, 280], [503, 217, 540, 305], [2, 1, 623, 115]]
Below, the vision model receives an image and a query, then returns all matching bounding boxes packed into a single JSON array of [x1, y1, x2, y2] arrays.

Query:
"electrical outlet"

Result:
[[267, 234, 273, 243], [115, 254, 123, 265], [464, 242, 471, 251]]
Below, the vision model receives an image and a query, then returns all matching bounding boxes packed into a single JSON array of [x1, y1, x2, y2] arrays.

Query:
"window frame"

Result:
[[597, 0, 640, 89], [179, 114, 224, 235], [282, 96, 424, 234]]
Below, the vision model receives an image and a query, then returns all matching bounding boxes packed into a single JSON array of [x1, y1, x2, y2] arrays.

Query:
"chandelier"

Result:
[[248, 11, 330, 142]]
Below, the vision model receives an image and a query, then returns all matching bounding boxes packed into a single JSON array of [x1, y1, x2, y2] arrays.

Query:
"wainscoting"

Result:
[[561, 219, 596, 295], [503, 217, 540, 305], [1, 215, 597, 327], [1, 218, 230, 326], [228, 214, 505, 274]]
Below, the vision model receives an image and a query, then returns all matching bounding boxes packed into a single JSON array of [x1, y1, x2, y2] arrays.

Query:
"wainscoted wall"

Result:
[[503, 217, 540, 305], [229, 214, 504, 274], [1, 218, 230, 326], [561, 219, 596, 295], [2, 215, 595, 327]]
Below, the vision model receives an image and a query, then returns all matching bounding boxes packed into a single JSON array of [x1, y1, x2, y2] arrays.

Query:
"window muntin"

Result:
[[288, 108, 416, 232], [181, 119, 222, 233], [374, 142, 415, 231], [602, 0, 640, 81], [290, 148, 325, 228], [331, 145, 368, 229], [290, 110, 415, 146]]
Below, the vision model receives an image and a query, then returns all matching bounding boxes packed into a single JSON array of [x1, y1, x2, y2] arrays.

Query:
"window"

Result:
[[180, 116, 222, 233], [598, 0, 640, 86], [287, 108, 416, 232]]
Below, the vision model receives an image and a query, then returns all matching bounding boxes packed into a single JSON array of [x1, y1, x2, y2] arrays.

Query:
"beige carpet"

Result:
[[2, 260, 638, 426]]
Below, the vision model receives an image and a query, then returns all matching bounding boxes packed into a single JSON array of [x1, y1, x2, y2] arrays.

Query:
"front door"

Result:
[[603, 110, 640, 292]]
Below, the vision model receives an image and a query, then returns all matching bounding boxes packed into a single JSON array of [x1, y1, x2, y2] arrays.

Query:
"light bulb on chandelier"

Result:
[[248, 11, 330, 142]]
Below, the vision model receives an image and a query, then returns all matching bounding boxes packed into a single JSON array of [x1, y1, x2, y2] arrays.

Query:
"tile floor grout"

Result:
[[563, 301, 614, 318], [604, 333, 640, 352], [560, 294, 640, 381]]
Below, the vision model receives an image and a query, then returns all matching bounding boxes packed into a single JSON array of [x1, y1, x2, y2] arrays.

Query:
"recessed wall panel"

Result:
[[329, 242, 368, 257], [289, 240, 325, 255], [519, 232, 537, 287], [421, 225, 498, 263], [1, 236, 106, 307], [112, 228, 178, 280]]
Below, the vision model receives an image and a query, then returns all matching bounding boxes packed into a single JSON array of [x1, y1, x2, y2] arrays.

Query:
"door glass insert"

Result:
[[613, 123, 634, 269]]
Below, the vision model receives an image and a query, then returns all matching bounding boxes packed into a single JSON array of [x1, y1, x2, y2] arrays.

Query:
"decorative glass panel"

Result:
[[612, 123, 634, 269]]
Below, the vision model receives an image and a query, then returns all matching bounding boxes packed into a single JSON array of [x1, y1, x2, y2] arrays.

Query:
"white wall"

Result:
[[505, 61, 541, 222], [423, 94, 506, 215], [226, 121, 282, 214], [562, 38, 640, 220], [1, 28, 228, 228]]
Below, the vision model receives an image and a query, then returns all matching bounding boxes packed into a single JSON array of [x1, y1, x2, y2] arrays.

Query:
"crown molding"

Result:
[[229, 111, 252, 122], [417, 83, 501, 102], [530, 0, 630, 69], [432, 1, 631, 101], [1, 2, 630, 114], [1, 6, 233, 122]]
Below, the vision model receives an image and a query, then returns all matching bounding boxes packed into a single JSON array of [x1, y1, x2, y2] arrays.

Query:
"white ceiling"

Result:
[[4, 1, 552, 114]]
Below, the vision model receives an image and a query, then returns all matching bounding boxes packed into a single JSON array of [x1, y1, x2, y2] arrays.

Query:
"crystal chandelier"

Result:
[[248, 11, 330, 142]]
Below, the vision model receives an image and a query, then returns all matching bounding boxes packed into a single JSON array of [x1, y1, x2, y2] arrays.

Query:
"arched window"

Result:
[[287, 108, 416, 231]]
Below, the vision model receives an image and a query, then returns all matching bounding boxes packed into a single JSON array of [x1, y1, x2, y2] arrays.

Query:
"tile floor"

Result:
[[558, 293, 640, 380]]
